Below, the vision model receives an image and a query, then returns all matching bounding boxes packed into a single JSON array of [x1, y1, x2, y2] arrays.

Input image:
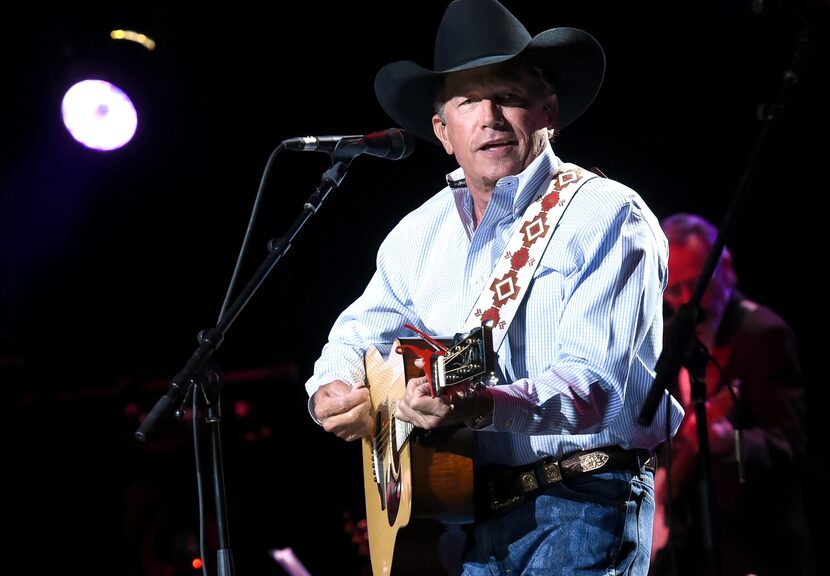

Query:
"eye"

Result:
[[498, 93, 525, 107]]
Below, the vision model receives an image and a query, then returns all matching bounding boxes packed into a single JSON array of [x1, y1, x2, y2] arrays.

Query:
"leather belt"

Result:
[[479, 446, 656, 515]]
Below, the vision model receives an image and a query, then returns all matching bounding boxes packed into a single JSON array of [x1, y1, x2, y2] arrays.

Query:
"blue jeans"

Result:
[[451, 468, 654, 576]]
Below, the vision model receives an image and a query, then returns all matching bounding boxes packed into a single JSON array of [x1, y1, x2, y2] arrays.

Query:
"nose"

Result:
[[480, 99, 505, 128]]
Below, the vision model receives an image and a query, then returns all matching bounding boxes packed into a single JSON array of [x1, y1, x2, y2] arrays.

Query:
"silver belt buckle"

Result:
[[561, 450, 610, 474]]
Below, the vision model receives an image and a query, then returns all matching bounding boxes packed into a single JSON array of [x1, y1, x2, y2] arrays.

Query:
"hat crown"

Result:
[[434, 0, 532, 71]]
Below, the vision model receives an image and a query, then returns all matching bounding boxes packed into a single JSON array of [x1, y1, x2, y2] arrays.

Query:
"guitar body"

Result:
[[362, 341, 477, 576]]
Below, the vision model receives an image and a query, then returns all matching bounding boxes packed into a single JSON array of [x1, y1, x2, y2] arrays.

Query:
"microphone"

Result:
[[282, 128, 415, 160]]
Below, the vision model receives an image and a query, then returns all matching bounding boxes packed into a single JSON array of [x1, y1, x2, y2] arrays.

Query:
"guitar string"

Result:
[[374, 415, 412, 456]]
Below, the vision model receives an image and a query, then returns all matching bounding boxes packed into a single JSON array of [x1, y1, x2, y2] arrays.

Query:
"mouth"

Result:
[[478, 139, 517, 152]]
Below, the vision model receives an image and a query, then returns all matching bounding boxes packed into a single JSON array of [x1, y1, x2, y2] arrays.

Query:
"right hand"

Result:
[[312, 380, 373, 442]]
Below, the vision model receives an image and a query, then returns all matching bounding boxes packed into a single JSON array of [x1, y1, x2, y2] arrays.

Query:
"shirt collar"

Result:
[[446, 143, 561, 232]]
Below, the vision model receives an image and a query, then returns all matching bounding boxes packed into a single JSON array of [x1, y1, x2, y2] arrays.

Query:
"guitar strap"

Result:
[[462, 163, 599, 352]]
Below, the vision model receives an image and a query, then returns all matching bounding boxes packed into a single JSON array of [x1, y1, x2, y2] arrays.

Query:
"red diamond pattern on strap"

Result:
[[464, 164, 598, 351], [492, 269, 520, 305], [521, 216, 549, 245]]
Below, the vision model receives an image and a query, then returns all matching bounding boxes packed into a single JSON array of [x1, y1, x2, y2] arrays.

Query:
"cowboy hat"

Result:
[[374, 0, 605, 144]]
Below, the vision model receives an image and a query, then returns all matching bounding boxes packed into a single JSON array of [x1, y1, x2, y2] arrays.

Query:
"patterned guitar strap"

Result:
[[462, 163, 600, 352]]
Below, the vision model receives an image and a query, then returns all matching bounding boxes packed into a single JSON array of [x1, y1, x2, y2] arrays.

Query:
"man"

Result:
[[651, 213, 814, 576], [305, 1, 683, 574]]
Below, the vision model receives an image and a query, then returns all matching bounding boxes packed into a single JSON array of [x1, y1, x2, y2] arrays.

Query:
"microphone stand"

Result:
[[685, 337, 721, 576], [638, 8, 808, 430], [202, 364, 233, 575], [136, 156, 352, 440], [135, 153, 355, 575], [639, 9, 811, 576], [191, 363, 235, 575]]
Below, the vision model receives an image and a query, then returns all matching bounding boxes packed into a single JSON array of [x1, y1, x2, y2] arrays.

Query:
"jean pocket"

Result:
[[630, 472, 655, 507]]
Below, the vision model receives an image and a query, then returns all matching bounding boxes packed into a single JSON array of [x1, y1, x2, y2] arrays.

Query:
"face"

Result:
[[665, 234, 733, 327], [432, 61, 556, 196]]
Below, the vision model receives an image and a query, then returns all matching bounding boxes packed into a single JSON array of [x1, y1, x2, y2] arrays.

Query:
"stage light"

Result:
[[110, 29, 156, 51], [61, 79, 137, 151], [59, 28, 156, 151]]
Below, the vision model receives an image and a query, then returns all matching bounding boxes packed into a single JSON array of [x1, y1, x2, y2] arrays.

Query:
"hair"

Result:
[[661, 212, 737, 287]]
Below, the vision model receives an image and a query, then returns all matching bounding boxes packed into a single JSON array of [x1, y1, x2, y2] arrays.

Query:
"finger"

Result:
[[394, 399, 418, 425], [408, 389, 447, 410], [320, 386, 370, 420], [395, 397, 412, 418], [322, 398, 373, 437], [335, 426, 365, 442], [406, 375, 429, 386], [398, 396, 453, 430], [324, 411, 369, 438], [404, 376, 430, 398]]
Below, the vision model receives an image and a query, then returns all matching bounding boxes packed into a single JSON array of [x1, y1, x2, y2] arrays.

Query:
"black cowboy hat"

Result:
[[374, 0, 605, 144]]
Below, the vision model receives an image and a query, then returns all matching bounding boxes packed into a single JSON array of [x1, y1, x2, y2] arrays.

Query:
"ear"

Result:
[[720, 248, 737, 287], [544, 95, 559, 130], [432, 114, 453, 154]]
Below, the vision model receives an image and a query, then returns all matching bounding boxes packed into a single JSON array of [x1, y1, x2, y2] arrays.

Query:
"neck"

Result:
[[468, 179, 496, 230], [471, 192, 491, 229]]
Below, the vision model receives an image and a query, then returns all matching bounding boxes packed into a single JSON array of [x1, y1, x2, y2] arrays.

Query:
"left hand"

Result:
[[395, 375, 460, 430]]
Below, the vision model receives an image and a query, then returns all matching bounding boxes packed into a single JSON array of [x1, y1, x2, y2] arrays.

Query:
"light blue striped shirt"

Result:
[[306, 144, 683, 466]]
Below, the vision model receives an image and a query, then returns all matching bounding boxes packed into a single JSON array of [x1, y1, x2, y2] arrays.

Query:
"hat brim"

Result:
[[374, 27, 605, 144]]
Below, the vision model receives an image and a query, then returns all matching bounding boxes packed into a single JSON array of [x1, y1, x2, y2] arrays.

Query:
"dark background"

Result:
[[2, 2, 827, 575]]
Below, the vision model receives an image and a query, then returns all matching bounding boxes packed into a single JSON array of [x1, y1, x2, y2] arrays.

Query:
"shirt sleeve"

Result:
[[487, 179, 668, 436]]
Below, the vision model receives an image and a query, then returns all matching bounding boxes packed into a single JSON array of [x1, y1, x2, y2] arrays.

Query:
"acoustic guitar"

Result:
[[361, 325, 495, 576]]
